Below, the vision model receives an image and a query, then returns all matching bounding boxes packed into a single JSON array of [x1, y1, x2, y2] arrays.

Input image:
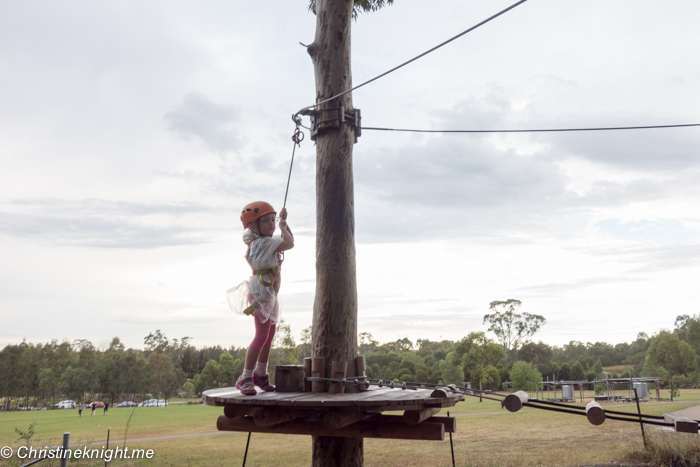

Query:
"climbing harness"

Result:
[[253, 265, 281, 287], [241, 234, 283, 316]]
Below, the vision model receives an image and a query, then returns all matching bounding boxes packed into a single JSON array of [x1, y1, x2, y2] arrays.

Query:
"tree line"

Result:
[[1, 305, 698, 408]]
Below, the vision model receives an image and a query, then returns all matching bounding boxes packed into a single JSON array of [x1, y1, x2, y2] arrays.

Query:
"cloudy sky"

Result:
[[1, 0, 698, 351]]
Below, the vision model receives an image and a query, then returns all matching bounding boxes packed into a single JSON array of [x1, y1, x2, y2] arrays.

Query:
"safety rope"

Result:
[[283, 120, 304, 210]]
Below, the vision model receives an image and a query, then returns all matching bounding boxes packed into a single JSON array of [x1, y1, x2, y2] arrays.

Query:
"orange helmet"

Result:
[[240, 201, 276, 229]]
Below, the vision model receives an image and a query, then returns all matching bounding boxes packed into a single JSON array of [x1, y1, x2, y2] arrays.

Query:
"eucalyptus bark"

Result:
[[307, 0, 362, 465]]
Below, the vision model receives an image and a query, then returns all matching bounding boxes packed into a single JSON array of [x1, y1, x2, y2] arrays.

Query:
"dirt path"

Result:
[[88, 431, 236, 446], [669, 403, 700, 420]]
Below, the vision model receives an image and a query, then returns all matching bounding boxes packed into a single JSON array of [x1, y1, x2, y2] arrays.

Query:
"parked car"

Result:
[[137, 399, 168, 407], [55, 400, 76, 409], [116, 401, 137, 408], [86, 401, 105, 409]]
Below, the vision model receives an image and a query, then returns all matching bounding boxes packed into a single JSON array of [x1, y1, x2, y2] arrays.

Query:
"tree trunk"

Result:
[[307, 0, 362, 465]]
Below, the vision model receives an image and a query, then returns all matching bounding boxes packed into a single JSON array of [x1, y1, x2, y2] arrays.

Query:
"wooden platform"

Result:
[[203, 386, 464, 441]]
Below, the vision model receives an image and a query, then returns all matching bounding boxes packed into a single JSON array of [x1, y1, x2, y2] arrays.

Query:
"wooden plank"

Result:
[[254, 407, 307, 428], [323, 411, 366, 431], [664, 413, 699, 434], [368, 414, 456, 433], [404, 407, 441, 426], [223, 405, 261, 419], [217, 415, 445, 441]]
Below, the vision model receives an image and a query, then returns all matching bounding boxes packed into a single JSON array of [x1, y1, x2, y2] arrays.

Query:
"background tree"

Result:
[[592, 359, 604, 378], [517, 341, 554, 376], [484, 299, 546, 364], [440, 352, 464, 385], [358, 332, 378, 356], [146, 352, 183, 400], [510, 361, 542, 392], [570, 361, 586, 381], [558, 362, 571, 381], [38, 368, 58, 402], [455, 332, 505, 400], [646, 330, 697, 401]]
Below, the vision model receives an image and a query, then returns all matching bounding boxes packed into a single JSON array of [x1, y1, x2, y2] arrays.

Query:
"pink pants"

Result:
[[250, 313, 276, 351]]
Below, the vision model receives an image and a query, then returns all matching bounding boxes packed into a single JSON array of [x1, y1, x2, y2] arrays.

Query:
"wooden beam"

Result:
[[504, 391, 529, 413], [217, 415, 445, 441], [664, 413, 699, 434], [253, 407, 306, 428], [585, 401, 605, 426], [368, 414, 456, 433], [403, 407, 441, 426], [323, 411, 365, 431], [223, 405, 261, 419]]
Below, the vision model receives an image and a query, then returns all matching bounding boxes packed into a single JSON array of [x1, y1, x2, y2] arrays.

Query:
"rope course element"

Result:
[[283, 118, 304, 210], [293, 0, 529, 119], [305, 376, 685, 428], [360, 123, 700, 134]]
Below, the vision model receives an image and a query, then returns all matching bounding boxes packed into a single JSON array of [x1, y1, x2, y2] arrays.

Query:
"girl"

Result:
[[227, 201, 294, 395]]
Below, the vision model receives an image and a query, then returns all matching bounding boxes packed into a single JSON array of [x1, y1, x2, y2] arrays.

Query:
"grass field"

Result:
[[2, 391, 699, 466]]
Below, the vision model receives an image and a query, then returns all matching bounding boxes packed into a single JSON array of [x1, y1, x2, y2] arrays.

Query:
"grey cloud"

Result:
[[514, 276, 648, 297], [165, 93, 245, 153], [0, 199, 220, 249], [590, 242, 700, 273]]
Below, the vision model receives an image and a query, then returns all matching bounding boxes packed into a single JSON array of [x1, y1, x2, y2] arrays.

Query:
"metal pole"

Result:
[[60, 432, 70, 467], [634, 388, 647, 449], [105, 427, 110, 467], [242, 432, 251, 467], [447, 411, 455, 467]]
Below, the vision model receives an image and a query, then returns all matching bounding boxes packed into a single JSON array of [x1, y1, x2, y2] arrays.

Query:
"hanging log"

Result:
[[430, 386, 454, 398], [223, 405, 261, 419], [403, 407, 442, 426], [664, 413, 699, 434], [323, 411, 365, 431], [311, 357, 326, 393], [585, 401, 606, 426], [254, 407, 306, 428], [217, 415, 445, 441], [504, 391, 529, 412]]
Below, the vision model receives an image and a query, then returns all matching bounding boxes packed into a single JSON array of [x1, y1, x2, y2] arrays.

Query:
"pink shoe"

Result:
[[235, 376, 257, 396], [253, 373, 275, 392]]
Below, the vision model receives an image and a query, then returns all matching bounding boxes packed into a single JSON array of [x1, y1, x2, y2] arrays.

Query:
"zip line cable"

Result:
[[293, 0, 529, 119], [360, 123, 700, 134]]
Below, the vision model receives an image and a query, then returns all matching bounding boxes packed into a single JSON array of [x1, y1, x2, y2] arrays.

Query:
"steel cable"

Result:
[[293, 0, 529, 118], [360, 123, 700, 134]]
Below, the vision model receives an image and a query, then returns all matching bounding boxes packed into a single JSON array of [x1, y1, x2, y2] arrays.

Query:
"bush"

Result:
[[622, 431, 700, 466]]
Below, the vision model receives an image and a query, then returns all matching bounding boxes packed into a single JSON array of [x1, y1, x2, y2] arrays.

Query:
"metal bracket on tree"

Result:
[[304, 104, 362, 143]]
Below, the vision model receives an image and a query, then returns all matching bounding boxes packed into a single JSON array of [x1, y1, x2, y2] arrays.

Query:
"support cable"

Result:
[[360, 123, 700, 134], [293, 0, 529, 119], [525, 398, 666, 420], [305, 376, 679, 423]]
